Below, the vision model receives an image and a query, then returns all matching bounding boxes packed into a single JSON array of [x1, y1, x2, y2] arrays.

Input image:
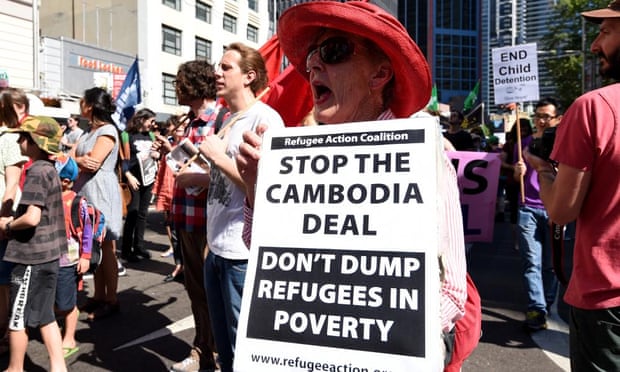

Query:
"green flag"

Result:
[[427, 84, 438, 111], [463, 80, 480, 111]]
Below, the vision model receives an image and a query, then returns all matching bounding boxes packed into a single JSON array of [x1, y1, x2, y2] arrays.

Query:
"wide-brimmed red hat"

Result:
[[582, 0, 620, 23], [277, 1, 431, 119]]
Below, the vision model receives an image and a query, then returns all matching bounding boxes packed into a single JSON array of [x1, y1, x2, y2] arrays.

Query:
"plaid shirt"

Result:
[[171, 107, 226, 232]]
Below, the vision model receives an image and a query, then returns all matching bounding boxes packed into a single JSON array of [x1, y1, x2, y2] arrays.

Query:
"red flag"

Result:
[[258, 35, 313, 127], [264, 65, 313, 126], [258, 34, 284, 84]]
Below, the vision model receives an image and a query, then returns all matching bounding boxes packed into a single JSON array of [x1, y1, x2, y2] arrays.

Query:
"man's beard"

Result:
[[598, 48, 620, 80]]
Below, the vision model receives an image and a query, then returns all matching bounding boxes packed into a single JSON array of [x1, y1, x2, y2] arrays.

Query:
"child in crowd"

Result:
[[0, 116, 67, 372], [54, 155, 92, 358]]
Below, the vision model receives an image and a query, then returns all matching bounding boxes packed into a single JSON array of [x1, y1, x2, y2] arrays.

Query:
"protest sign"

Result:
[[447, 151, 501, 242], [492, 43, 539, 104], [165, 138, 209, 195], [236, 118, 445, 372]]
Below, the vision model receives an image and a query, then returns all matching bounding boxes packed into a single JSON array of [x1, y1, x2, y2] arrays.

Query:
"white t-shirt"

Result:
[[0, 127, 28, 211], [207, 101, 284, 260]]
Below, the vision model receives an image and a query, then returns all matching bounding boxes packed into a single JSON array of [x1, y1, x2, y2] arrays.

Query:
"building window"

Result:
[[223, 13, 237, 34], [162, 73, 177, 105], [162, 25, 182, 55], [247, 24, 258, 43], [162, 0, 181, 11], [195, 37, 212, 61], [248, 0, 258, 12], [196, 1, 212, 23]]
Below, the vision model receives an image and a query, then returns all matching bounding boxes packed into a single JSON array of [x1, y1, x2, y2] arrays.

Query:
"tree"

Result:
[[541, 0, 609, 109]]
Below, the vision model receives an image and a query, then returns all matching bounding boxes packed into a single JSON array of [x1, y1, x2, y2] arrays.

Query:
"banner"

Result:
[[112, 57, 141, 131], [236, 118, 445, 372], [447, 151, 501, 242]]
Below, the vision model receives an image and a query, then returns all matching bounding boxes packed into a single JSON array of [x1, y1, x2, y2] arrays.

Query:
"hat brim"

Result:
[[582, 8, 620, 23], [277, 1, 431, 118], [7, 127, 59, 155]]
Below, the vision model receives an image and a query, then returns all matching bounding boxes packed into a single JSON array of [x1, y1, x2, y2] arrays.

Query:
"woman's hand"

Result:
[[78, 153, 102, 172], [126, 172, 140, 191], [236, 123, 269, 207]]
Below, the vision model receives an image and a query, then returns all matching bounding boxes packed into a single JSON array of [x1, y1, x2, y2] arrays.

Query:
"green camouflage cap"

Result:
[[9, 116, 62, 154]]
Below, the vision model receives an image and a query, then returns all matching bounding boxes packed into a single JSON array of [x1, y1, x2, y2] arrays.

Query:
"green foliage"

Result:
[[541, 0, 609, 108]]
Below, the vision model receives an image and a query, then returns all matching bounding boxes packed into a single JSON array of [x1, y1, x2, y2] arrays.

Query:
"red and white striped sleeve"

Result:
[[242, 198, 253, 249], [439, 152, 468, 332]]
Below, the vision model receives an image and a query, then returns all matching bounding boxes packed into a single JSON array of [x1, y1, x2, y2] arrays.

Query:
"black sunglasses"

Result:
[[306, 37, 356, 69]]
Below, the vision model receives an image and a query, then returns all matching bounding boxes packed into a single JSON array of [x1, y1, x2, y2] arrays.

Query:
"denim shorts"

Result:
[[55, 265, 78, 312]]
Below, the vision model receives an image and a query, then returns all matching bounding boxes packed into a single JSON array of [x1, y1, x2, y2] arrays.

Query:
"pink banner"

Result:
[[447, 151, 501, 243]]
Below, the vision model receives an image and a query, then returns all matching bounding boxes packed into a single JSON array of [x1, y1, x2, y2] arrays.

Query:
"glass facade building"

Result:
[[482, 0, 560, 113], [399, 0, 481, 109]]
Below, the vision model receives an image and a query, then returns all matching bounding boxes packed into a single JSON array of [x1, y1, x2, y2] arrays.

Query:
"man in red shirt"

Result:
[[526, 1, 620, 369]]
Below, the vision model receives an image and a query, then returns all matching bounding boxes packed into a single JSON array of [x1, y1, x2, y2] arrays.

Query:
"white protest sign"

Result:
[[492, 43, 539, 104], [235, 118, 444, 372]]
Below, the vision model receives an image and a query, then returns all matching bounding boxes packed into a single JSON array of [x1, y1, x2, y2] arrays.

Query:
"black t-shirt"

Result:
[[444, 130, 475, 151]]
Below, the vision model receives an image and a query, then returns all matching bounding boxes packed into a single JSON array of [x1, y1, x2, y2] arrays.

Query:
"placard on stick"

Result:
[[235, 118, 446, 372], [492, 43, 540, 104]]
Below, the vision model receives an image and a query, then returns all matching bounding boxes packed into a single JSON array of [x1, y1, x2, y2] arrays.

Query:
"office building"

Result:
[[399, 0, 481, 110], [38, 0, 271, 115]]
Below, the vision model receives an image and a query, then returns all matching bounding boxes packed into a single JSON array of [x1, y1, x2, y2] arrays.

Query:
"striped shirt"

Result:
[[5, 160, 67, 265], [242, 110, 467, 331]]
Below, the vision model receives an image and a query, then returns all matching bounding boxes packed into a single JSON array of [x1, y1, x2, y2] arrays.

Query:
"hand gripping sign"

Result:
[[236, 118, 447, 372]]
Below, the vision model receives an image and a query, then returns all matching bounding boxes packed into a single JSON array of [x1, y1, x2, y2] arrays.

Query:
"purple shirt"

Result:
[[513, 136, 545, 209]]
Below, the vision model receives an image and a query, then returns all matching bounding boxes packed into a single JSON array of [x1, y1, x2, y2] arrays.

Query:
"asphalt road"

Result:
[[0, 211, 570, 371]]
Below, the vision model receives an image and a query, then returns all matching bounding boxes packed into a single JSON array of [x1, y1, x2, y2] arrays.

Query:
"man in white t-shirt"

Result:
[[198, 42, 284, 372], [60, 115, 83, 153]]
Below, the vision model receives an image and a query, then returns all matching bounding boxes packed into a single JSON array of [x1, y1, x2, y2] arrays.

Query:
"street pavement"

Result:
[[463, 219, 570, 372], [0, 210, 571, 371]]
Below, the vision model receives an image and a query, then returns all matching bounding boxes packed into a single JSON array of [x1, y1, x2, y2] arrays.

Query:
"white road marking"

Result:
[[113, 315, 194, 351]]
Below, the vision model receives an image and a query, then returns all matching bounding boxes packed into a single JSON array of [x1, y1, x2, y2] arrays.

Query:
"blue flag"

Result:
[[113, 57, 141, 131]]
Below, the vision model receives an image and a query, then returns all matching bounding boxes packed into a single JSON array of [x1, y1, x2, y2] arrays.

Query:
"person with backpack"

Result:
[[54, 155, 92, 359]]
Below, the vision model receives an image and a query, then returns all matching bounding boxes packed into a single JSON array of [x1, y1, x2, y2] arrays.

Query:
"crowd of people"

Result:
[[0, 0, 617, 371]]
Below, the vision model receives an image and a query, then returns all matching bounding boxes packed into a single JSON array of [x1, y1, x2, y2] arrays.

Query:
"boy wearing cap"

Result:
[[0, 116, 67, 372], [54, 155, 92, 359]]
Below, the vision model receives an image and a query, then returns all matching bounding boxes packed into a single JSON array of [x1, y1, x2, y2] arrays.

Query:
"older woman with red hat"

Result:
[[237, 1, 469, 369]]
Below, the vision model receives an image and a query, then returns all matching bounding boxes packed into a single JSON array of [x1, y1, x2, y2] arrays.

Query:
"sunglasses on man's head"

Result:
[[306, 37, 356, 69]]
